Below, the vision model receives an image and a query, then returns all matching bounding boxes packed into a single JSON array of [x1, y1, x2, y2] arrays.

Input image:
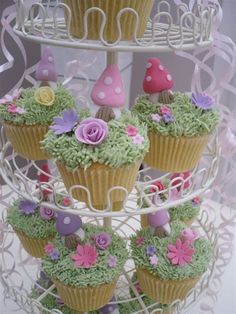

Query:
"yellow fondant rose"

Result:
[[34, 87, 55, 106]]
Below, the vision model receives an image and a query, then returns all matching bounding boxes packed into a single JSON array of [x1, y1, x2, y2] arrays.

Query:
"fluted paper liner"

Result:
[[57, 161, 141, 211], [62, 0, 154, 41], [53, 279, 117, 312], [144, 132, 211, 172], [4, 122, 49, 160], [137, 268, 200, 304], [14, 229, 54, 258], [140, 214, 197, 228]]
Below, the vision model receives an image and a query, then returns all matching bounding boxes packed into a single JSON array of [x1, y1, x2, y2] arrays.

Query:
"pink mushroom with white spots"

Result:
[[91, 64, 126, 122], [143, 58, 174, 104], [35, 46, 57, 89], [56, 211, 85, 249], [147, 209, 171, 238]]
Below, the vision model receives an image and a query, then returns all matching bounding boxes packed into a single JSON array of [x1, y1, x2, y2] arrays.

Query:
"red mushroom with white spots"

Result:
[[91, 64, 126, 122], [143, 58, 174, 104], [35, 46, 57, 89], [56, 211, 85, 249]]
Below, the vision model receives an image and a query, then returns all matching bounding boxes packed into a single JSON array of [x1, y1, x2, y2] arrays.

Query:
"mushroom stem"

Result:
[[149, 93, 160, 103], [75, 228, 85, 241]]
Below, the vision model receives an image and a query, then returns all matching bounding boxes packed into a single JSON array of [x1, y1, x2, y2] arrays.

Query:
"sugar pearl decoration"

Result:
[[115, 87, 121, 94], [159, 65, 164, 71], [104, 76, 113, 85], [146, 76, 152, 82], [63, 217, 71, 225], [98, 92, 105, 99], [146, 62, 152, 69], [167, 74, 172, 82]]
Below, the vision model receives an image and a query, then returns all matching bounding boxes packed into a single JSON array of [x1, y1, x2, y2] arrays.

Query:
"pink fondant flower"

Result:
[[151, 113, 161, 123], [107, 255, 117, 268], [132, 134, 144, 145], [61, 197, 71, 207], [181, 228, 199, 244], [7, 104, 25, 114], [192, 196, 201, 206], [71, 243, 98, 268], [135, 236, 145, 247], [149, 254, 159, 266], [44, 243, 55, 254], [0, 89, 21, 105], [160, 105, 170, 115], [125, 125, 138, 137], [167, 239, 195, 266]]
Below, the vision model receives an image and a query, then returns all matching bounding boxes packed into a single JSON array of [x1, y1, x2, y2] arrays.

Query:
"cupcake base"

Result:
[[57, 161, 141, 211], [53, 278, 117, 312], [140, 215, 198, 229], [144, 132, 210, 172], [14, 229, 54, 258], [137, 268, 200, 304], [4, 122, 50, 160]]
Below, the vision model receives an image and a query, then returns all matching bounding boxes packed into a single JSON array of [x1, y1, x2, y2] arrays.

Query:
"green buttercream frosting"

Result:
[[42, 224, 128, 288], [168, 201, 200, 223], [132, 93, 219, 137], [0, 85, 76, 125], [6, 199, 56, 239], [42, 111, 149, 170], [131, 221, 213, 280]]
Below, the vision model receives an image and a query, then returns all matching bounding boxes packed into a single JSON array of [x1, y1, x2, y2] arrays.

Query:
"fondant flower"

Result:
[[167, 239, 195, 266], [34, 86, 55, 106], [50, 109, 79, 135], [135, 236, 145, 247], [160, 105, 171, 115], [107, 255, 117, 268], [7, 104, 25, 114], [19, 200, 38, 215], [181, 228, 199, 244], [151, 113, 161, 122], [163, 113, 175, 123], [149, 254, 159, 266], [0, 89, 21, 105], [71, 243, 98, 268], [39, 207, 55, 220], [49, 250, 60, 261], [192, 196, 201, 206], [132, 134, 144, 145], [149, 180, 165, 193], [61, 197, 71, 207], [75, 118, 108, 146], [125, 125, 138, 137], [192, 93, 214, 110], [44, 243, 55, 254], [146, 245, 156, 257], [93, 232, 112, 250]]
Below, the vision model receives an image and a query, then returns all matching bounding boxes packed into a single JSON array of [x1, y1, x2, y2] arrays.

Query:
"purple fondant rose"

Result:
[[93, 232, 112, 250], [74, 118, 108, 146], [39, 207, 55, 220]]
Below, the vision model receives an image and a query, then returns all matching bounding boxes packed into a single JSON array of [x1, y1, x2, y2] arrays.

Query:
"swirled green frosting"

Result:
[[42, 224, 128, 288], [131, 221, 213, 280], [132, 93, 219, 137], [42, 111, 149, 170], [6, 199, 56, 239], [0, 85, 76, 125]]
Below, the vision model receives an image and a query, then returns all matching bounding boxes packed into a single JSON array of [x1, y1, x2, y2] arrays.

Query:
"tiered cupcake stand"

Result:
[[0, 1, 222, 313]]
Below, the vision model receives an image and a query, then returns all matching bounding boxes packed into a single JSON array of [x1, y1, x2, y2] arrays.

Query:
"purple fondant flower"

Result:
[[146, 245, 156, 257], [50, 109, 79, 135], [93, 232, 112, 250], [107, 255, 117, 268], [151, 113, 161, 123], [163, 112, 175, 123], [39, 207, 55, 220], [150, 254, 159, 266], [192, 93, 214, 110], [132, 134, 144, 145], [19, 200, 38, 215], [75, 118, 108, 146], [49, 250, 60, 261]]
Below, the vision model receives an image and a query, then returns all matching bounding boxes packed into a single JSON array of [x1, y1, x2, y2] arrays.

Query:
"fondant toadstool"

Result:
[[35, 46, 57, 89], [91, 64, 126, 121], [147, 209, 171, 238], [56, 211, 85, 249], [99, 296, 119, 314], [143, 58, 174, 104]]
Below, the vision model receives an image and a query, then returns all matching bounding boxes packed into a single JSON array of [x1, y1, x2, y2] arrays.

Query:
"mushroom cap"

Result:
[[99, 296, 118, 314], [147, 209, 170, 228], [143, 58, 174, 94], [35, 46, 57, 83], [91, 64, 126, 108], [56, 211, 82, 236]]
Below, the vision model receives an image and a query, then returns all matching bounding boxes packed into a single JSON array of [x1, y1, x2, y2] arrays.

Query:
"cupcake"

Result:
[[0, 47, 76, 160], [62, 0, 154, 41], [42, 65, 149, 211], [132, 58, 219, 172], [131, 221, 213, 304], [42, 221, 128, 312]]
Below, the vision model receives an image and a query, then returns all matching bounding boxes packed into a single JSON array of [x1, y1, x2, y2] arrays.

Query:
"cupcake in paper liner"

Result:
[[62, 0, 154, 41], [0, 47, 76, 160], [42, 64, 149, 211], [42, 221, 128, 312], [130, 221, 213, 304], [132, 57, 219, 172]]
